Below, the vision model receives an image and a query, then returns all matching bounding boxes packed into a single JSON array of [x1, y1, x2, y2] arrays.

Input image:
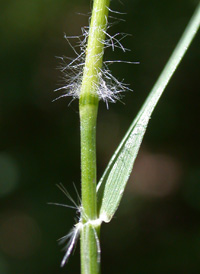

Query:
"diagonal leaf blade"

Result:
[[97, 3, 200, 223]]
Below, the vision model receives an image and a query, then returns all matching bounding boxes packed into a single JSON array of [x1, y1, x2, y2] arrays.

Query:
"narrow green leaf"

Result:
[[97, 3, 200, 223]]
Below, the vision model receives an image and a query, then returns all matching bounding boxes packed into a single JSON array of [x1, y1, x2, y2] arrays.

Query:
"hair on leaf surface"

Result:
[[59, 223, 81, 267], [49, 183, 102, 267], [54, 10, 137, 107], [48, 183, 81, 266]]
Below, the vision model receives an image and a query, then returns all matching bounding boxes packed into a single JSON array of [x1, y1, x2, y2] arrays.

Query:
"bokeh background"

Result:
[[0, 0, 200, 273]]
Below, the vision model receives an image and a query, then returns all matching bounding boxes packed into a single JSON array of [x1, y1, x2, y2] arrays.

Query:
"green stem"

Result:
[[79, 0, 110, 273]]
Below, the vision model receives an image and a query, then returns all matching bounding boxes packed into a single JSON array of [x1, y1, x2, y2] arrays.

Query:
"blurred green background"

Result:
[[0, 0, 200, 273]]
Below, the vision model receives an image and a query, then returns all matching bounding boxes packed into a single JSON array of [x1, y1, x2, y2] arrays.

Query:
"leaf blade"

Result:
[[97, 3, 200, 222]]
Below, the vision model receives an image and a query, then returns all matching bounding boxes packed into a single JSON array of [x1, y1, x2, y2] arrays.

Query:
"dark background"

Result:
[[0, 0, 200, 273]]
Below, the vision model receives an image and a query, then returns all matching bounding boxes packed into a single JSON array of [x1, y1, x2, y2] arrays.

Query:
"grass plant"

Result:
[[56, 1, 200, 273]]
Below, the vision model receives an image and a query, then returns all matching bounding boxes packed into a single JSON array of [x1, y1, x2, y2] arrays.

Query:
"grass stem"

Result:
[[79, 0, 110, 273]]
